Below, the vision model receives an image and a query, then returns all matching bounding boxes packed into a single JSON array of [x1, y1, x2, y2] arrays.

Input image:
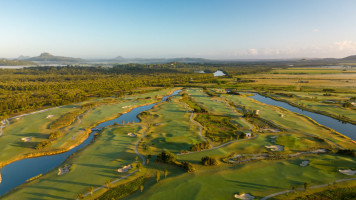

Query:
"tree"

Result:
[[146, 158, 150, 164], [292, 186, 296, 193], [136, 156, 138, 161], [164, 169, 168, 178], [88, 186, 94, 195], [201, 156, 218, 166], [156, 171, 160, 182], [105, 179, 111, 189], [140, 185, 144, 192], [180, 161, 196, 172], [304, 182, 310, 191], [77, 193, 84, 199], [156, 150, 176, 163], [136, 162, 143, 171]]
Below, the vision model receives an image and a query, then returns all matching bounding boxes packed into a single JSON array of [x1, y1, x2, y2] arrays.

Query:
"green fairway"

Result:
[[2, 125, 143, 200], [187, 88, 252, 132], [126, 154, 356, 200], [0, 88, 176, 166], [140, 95, 203, 154], [223, 94, 355, 149]]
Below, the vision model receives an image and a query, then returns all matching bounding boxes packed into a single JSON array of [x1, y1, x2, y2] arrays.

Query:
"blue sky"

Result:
[[1, 0, 356, 59]]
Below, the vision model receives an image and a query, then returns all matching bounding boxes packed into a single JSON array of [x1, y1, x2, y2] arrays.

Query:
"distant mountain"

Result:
[[26, 53, 84, 63], [0, 59, 35, 66], [91, 56, 212, 64], [17, 55, 31, 60], [340, 55, 356, 60]]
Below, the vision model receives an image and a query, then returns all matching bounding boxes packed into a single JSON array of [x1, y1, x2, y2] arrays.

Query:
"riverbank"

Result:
[[0, 88, 179, 168], [260, 92, 356, 125]]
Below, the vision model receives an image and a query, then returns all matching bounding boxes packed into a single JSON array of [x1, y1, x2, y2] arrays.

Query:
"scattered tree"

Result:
[[156, 171, 160, 182]]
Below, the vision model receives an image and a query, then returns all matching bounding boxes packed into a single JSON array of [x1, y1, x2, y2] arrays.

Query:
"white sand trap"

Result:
[[58, 165, 71, 175], [21, 137, 32, 142], [46, 115, 54, 119], [127, 133, 136, 137], [122, 105, 131, 109], [311, 149, 327, 153], [231, 154, 242, 159], [339, 169, 356, 176], [265, 145, 284, 151], [234, 193, 255, 200], [118, 165, 132, 173], [300, 160, 309, 167]]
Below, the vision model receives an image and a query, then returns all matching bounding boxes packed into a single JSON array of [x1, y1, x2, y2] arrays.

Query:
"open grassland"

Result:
[[0, 88, 176, 166], [139, 95, 203, 154], [267, 67, 356, 74], [127, 154, 356, 200], [231, 67, 355, 92], [223, 94, 355, 149], [2, 125, 143, 200]]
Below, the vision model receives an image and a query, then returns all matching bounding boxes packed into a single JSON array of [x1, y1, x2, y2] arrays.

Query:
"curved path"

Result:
[[81, 124, 148, 198], [261, 178, 356, 200]]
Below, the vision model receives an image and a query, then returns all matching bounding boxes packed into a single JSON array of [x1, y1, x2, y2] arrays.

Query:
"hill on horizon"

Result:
[[26, 53, 84, 63]]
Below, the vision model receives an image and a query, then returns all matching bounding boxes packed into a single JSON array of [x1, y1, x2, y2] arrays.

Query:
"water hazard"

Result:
[[0, 89, 181, 196]]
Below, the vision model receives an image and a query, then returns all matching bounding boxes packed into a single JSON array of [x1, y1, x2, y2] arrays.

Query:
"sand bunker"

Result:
[[122, 105, 131, 109], [265, 145, 284, 151], [127, 133, 136, 137], [118, 165, 132, 173], [58, 165, 71, 175], [300, 160, 309, 167], [339, 169, 356, 176], [46, 115, 54, 119], [311, 149, 327, 153], [21, 137, 32, 142], [234, 193, 255, 200]]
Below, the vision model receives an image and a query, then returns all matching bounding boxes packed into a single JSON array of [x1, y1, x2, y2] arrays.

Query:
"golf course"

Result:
[[0, 67, 355, 200]]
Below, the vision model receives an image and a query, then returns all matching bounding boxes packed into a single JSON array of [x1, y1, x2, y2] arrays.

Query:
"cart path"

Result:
[[261, 178, 356, 200], [81, 124, 148, 198]]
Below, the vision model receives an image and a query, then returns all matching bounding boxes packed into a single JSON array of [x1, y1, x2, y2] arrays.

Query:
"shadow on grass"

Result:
[[26, 192, 71, 200]]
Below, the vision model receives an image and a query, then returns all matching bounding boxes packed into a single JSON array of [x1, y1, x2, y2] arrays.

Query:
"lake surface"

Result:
[[0, 89, 181, 197], [250, 93, 356, 141]]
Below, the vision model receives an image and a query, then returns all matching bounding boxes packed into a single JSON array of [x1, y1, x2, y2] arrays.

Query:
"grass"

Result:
[[270, 92, 356, 122], [126, 154, 356, 200], [139, 95, 203, 154], [0, 88, 176, 166], [2, 125, 143, 200], [223, 94, 355, 149], [187, 88, 252, 131]]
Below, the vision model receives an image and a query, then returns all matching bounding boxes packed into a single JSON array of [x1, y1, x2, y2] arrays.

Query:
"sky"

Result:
[[1, 0, 356, 59]]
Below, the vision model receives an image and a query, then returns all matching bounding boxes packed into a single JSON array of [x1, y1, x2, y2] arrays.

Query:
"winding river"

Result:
[[250, 93, 356, 141], [0, 89, 181, 197]]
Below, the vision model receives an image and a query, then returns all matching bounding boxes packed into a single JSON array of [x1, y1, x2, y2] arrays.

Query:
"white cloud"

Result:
[[333, 40, 356, 51], [248, 48, 259, 55], [313, 28, 319, 32]]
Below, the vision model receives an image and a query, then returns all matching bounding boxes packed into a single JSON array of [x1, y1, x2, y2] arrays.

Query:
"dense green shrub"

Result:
[[294, 186, 356, 200], [201, 156, 218, 166], [98, 176, 146, 200]]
